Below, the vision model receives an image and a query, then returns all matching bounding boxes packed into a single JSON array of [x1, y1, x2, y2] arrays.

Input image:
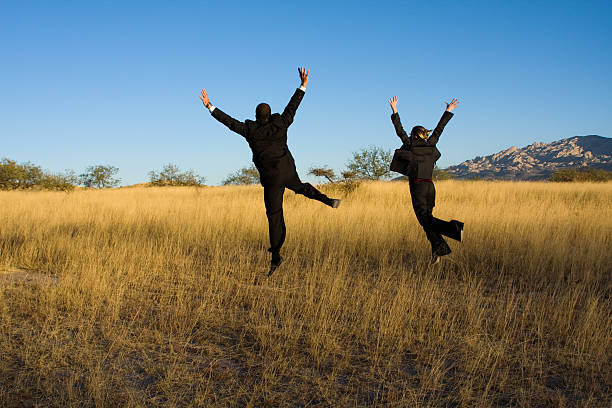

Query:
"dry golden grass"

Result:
[[0, 181, 610, 407]]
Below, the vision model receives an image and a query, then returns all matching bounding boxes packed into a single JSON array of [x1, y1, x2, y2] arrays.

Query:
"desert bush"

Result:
[[313, 169, 362, 195], [0, 158, 44, 190], [149, 163, 206, 187], [38, 172, 77, 191], [79, 165, 121, 188], [346, 146, 393, 180], [336, 170, 362, 194], [0, 158, 75, 191], [223, 164, 259, 185], [308, 166, 337, 183], [549, 167, 612, 182]]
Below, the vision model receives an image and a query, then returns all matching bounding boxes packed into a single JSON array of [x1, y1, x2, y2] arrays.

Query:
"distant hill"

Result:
[[446, 135, 611, 180]]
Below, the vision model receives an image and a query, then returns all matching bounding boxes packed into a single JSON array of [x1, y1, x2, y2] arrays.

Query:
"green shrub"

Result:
[[149, 164, 206, 187], [79, 165, 121, 188], [223, 165, 259, 185], [346, 146, 393, 180], [308, 166, 337, 183], [0, 158, 75, 191], [39, 172, 77, 191], [549, 168, 612, 182]]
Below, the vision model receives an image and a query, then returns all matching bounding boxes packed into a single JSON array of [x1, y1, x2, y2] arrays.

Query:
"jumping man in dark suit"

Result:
[[388, 96, 464, 264], [200, 67, 340, 276]]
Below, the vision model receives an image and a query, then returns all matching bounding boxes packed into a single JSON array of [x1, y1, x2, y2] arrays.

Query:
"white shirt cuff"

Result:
[[208, 105, 215, 113], [299, 86, 306, 92]]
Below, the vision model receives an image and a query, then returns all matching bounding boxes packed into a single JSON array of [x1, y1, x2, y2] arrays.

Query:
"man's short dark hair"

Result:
[[256, 103, 271, 122]]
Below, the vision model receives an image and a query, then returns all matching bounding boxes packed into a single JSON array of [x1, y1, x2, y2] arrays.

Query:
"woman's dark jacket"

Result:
[[390, 111, 453, 179]]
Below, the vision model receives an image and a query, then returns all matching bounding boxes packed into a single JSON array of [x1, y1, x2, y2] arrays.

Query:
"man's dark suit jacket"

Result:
[[391, 111, 453, 179], [212, 89, 304, 186]]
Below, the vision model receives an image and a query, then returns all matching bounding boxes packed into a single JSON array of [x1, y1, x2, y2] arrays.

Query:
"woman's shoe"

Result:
[[451, 220, 464, 242]]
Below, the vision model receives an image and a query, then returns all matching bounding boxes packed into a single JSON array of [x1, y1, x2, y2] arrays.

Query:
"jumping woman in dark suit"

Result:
[[388, 96, 464, 264]]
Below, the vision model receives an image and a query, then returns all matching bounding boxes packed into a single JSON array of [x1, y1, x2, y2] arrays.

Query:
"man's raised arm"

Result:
[[388, 96, 410, 146], [199, 88, 247, 137], [280, 67, 309, 128], [428, 98, 459, 145]]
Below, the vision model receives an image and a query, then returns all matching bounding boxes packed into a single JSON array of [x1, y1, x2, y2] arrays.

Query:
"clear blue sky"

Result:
[[2, 1, 611, 185]]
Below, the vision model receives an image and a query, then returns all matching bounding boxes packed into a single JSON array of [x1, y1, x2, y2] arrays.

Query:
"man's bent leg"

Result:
[[286, 172, 335, 206]]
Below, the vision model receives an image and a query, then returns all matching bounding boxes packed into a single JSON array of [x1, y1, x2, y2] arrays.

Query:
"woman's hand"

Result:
[[389, 96, 398, 114], [445, 98, 460, 112]]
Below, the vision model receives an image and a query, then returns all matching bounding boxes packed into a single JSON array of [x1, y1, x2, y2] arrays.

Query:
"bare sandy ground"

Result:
[[0, 268, 58, 286]]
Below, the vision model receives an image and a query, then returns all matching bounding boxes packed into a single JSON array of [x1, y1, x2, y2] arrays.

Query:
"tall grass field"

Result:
[[1, 181, 610, 407]]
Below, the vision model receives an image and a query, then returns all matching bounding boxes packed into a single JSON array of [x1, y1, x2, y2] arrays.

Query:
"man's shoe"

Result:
[[430, 255, 441, 265], [329, 199, 341, 208], [268, 256, 284, 277], [451, 220, 464, 242]]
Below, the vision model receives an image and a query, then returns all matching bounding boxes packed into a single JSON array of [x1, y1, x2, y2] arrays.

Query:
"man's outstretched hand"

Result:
[[389, 96, 398, 114], [445, 98, 460, 112], [199, 89, 213, 111], [298, 67, 309, 89]]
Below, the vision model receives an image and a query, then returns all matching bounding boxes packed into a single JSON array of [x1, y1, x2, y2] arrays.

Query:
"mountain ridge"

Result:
[[445, 135, 611, 180]]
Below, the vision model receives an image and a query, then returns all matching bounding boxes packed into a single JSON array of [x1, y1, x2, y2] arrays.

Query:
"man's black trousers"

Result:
[[409, 181, 457, 256], [263, 170, 331, 258]]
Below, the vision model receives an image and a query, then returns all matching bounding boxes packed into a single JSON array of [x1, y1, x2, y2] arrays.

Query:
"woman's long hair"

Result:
[[411, 126, 432, 140]]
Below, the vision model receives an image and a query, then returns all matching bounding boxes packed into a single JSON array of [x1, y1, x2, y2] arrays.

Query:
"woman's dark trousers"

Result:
[[263, 171, 331, 260], [409, 181, 457, 256]]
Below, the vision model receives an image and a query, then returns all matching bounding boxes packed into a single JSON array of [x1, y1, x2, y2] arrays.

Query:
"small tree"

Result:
[[149, 163, 206, 187], [308, 166, 336, 183], [39, 171, 77, 191], [79, 165, 121, 188], [0, 158, 33, 190], [0, 158, 75, 191], [346, 146, 392, 180], [341, 170, 357, 180], [223, 164, 260, 185]]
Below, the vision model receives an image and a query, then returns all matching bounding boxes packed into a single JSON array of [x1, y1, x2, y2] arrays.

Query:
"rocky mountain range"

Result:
[[445, 135, 611, 180]]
